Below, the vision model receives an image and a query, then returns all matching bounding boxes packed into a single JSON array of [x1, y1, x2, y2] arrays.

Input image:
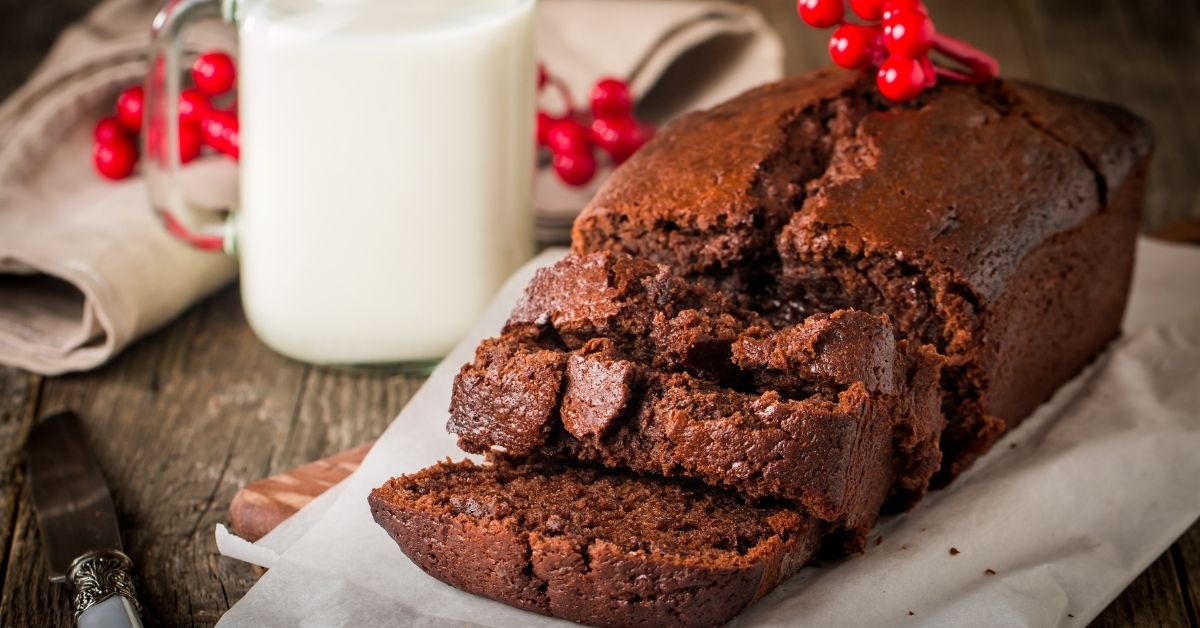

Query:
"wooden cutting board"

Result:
[[228, 219, 1200, 542], [229, 442, 372, 541]]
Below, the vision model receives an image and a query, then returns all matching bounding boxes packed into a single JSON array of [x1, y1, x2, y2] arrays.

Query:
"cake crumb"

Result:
[[1068, 614, 1075, 618], [949, 547, 961, 555], [875, 535, 883, 546], [908, 611, 915, 616], [900, 543, 908, 550], [985, 569, 996, 575], [1010, 442, 1018, 449], [920, 527, 927, 532]]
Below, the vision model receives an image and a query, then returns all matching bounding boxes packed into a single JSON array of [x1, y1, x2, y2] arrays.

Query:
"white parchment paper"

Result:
[[217, 238, 1200, 627]]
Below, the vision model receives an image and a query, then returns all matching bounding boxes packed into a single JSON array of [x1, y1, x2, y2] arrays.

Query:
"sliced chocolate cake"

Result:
[[369, 460, 823, 628], [371, 67, 1152, 627]]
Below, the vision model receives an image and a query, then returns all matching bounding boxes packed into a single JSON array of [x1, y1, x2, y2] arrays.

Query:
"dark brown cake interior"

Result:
[[375, 459, 809, 562], [447, 252, 945, 551]]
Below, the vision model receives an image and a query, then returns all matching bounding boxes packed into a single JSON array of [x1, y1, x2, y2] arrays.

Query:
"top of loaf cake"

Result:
[[572, 68, 1152, 300]]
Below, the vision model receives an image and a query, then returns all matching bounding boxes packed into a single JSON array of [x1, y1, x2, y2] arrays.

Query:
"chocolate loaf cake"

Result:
[[572, 68, 1152, 478], [369, 459, 823, 628], [371, 68, 1152, 626], [447, 252, 944, 549]]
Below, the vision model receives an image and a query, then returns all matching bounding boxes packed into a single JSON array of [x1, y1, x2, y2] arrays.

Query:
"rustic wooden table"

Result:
[[2, 0, 1198, 625]]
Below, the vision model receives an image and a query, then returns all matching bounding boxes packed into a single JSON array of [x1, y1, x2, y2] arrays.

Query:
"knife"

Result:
[[25, 411, 145, 628]]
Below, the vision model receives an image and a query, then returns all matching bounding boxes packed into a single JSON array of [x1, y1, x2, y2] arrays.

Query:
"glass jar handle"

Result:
[[145, 0, 236, 253]]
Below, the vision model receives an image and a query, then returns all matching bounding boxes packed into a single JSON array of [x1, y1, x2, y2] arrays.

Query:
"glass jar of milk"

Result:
[[144, 0, 536, 369]]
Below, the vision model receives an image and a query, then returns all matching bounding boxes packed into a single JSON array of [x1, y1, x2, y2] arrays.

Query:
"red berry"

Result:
[[614, 123, 652, 164], [829, 24, 883, 70], [590, 116, 651, 164], [589, 116, 626, 157], [94, 116, 127, 144], [796, 0, 844, 28], [116, 86, 144, 133], [849, 0, 886, 21], [877, 56, 927, 101], [200, 110, 240, 159], [588, 115, 619, 154], [536, 112, 556, 145], [590, 78, 632, 118], [179, 89, 211, 126], [199, 112, 227, 146], [143, 118, 203, 163], [93, 136, 138, 180], [882, 0, 926, 23], [546, 118, 590, 154], [192, 51, 236, 96], [552, 150, 596, 186], [222, 131, 240, 160], [537, 63, 548, 91], [179, 123, 202, 163], [883, 10, 936, 57]]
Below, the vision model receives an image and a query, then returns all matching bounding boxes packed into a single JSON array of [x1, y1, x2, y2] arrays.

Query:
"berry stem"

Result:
[[931, 33, 999, 83], [933, 66, 978, 83], [544, 71, 578, 116], [919, 55, 938, 88]]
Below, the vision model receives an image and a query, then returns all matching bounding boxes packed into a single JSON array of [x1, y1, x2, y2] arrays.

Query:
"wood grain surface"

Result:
[[1, 0, 1199, 626]]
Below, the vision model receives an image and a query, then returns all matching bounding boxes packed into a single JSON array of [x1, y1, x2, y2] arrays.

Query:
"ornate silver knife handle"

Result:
[[67, 550, 144, 628]]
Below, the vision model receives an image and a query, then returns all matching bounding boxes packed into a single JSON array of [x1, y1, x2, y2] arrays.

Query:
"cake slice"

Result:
[[369, 459, 823, 628], [448, 252, 944, 550]]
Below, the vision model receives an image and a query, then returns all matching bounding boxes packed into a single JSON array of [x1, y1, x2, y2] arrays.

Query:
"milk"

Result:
[[235, 0, 535, 365]]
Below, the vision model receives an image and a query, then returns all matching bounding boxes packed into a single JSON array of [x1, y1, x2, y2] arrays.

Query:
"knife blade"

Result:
[[25, 410, 145, 628]]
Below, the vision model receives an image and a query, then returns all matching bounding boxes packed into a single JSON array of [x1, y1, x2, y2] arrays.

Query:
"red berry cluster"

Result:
[[536, 64, 654, 187], [796, 0, 998, 102], [93, 51, 240, 180]]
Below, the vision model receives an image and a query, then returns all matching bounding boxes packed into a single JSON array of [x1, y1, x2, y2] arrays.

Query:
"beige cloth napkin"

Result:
[[0, 0, 783, 375]]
